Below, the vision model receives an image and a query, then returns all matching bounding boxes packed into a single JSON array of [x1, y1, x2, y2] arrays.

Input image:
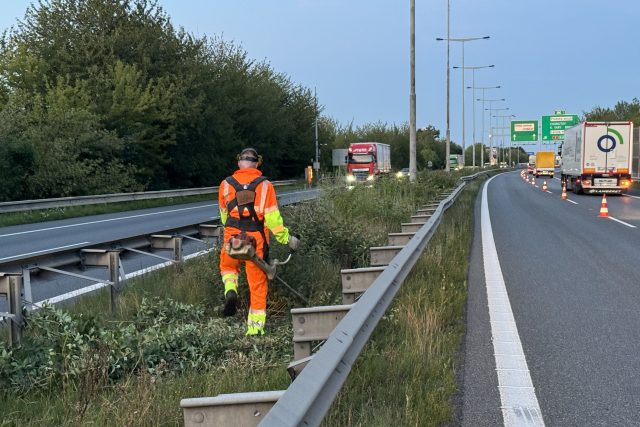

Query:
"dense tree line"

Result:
[[317, 120, 463, 170], [584, 98, 640, 124], [0, 0, 316, 201]]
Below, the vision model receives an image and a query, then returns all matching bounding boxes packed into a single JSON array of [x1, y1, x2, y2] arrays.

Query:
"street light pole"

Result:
[[456, 64, 493, 168], [476, 87, 501, 168], [446, 0, 450, 172], [486, 105, 508, 166], [314, 87, 319, 176], [493, 115, 514, 164], [440, 37, 489, 167], [409, 0, 417, 182]]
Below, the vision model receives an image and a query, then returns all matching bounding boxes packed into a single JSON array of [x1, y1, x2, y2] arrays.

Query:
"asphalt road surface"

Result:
[[461, 171, 640, 426]]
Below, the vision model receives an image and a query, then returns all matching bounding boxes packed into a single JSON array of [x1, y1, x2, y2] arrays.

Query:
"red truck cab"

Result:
[[346, 142, 391, 183]]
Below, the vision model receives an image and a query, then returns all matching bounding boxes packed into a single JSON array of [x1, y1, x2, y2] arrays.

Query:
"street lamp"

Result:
[[493, 114, 515, 165], [475, 88, 501, 168], [458, 64, 494, 167], [486, 106, 509, 166], [434, 0, 451, 172], [439, 36, 489, 167]]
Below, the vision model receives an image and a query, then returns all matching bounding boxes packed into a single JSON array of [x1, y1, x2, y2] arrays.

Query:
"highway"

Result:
[[461, 171, 640, 426], [0, 188, 318, 306]]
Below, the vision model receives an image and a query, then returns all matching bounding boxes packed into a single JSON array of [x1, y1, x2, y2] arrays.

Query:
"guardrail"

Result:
[[179, 170, 492, 426], [0, 180, 298, 213]]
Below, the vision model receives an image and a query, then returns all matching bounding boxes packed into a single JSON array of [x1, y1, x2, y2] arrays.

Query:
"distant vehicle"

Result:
[[396, 167, 410, 178], [499, 162, 508, 169], [555, 155, 562, 168], [527, 155, 535, 174], [533, 151, 555, 178], [561, 121, 633, 194], [346, 142, 391, 183], [449, 154, 464, 170]]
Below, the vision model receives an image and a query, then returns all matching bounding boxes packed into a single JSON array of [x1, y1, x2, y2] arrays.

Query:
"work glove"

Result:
[[288, 234, 301, 252]]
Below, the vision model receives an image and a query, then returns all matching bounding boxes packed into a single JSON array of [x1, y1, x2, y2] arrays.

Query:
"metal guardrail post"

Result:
[[0, 273, 24, 346], [173, 236, 183, 271], [401, 222, 425, 233], [291, 305, 352, 360], [341, 267, 386, 304], [388, 232, 415, 246], [369, 245, 404, 266], [21, 268, 33, 309], [109, 251, 121, 313], [181, 391, 285, 427]]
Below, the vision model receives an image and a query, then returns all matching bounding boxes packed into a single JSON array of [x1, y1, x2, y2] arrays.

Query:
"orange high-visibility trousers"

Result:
[[219, 228, 268, 311]]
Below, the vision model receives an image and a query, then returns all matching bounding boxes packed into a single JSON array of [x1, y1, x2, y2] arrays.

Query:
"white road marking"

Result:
[[608, 216, 637, 228], [0, 242, 90, 262], [546, 191, 553, 194], [567, 200, 578, 205], [623, 194, 640, 200], [554, 177, 561, 181], [483, 176, 545, 426], [0, 205, 213, 238]]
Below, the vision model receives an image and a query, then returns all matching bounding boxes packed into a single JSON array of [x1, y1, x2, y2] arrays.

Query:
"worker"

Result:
[[218, 148, 300, 336]]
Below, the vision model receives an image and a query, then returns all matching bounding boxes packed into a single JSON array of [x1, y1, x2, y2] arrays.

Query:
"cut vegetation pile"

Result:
[[0, 170, 485, 426]]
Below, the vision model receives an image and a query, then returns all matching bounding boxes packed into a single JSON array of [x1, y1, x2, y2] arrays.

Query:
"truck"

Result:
[[527, 155, 536, 174], [449, 154, 463, 170], [533, 151, 555, 178], [561, 121, 633, 194], [346, 142, 391, 183]]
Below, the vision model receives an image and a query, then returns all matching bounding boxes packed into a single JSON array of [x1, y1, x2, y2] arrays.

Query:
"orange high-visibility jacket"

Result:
[[218, 168, 289, 244]]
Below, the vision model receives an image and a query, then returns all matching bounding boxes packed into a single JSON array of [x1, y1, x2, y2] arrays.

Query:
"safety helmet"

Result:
[[237, 148, 263, 166]]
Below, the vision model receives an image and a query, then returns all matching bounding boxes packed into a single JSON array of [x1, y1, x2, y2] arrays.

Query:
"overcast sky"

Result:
[[2, 1, 640, 151]]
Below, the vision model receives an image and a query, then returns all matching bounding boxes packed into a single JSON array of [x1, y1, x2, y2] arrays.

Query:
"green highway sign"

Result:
[[541, 114, 579, 141], [511, 120, 538, 143]]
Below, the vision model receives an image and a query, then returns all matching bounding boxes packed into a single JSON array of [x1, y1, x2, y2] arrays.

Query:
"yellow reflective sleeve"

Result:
[[220, 208, 228, 225], [264, 209, 289, 244]]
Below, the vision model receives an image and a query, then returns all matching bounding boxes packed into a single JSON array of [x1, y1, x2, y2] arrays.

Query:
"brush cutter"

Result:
[[225, 232, 306, 303]]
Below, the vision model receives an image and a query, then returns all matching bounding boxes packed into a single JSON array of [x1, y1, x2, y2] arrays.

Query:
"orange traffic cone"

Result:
[[598, 194, 609, 218], [561, 182, 567, 200], [542, 181, 548, 192]]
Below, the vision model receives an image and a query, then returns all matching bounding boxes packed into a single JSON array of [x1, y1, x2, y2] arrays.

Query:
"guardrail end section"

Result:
[[180, 390, 285, 427]]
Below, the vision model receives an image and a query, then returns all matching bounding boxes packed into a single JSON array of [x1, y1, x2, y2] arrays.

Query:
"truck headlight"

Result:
[[346, 175, 356, 183], [367, 175, 375, 181], [396, 171, 404, 178]]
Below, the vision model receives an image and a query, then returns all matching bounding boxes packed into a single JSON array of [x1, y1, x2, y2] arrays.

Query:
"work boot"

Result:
[[223, 290, 238, 316], [246, 311, 266, 336]]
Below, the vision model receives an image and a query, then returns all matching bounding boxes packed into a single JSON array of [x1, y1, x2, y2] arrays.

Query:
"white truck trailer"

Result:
[[561, 122, 633, 194]]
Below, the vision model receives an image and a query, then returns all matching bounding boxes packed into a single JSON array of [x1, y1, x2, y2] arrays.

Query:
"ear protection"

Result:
[[237, 151, 263, 166]]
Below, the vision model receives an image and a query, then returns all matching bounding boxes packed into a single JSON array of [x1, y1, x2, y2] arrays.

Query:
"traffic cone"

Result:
[[598, 194, 609, 218], [561, 182, 567, 200], [531, 177, 536, 186], [542, 181, 548, 192]]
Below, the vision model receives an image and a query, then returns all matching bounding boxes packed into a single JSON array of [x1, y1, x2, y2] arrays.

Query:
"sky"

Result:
[[2, 1, 640, 153]]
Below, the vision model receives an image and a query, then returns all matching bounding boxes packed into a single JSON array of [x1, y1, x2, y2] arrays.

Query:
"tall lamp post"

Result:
[[409, 0, 417, 182], [476, 87, 501, 167], [438, 36, 489, 167], [455, 64, 494, 167], [493, 114, 515, 165], [486, 105, 509, 166]]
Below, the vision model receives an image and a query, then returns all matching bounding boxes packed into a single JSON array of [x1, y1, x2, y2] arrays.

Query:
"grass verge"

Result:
[[322, 180, 483, 426], [0, 171, 485, 426]]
